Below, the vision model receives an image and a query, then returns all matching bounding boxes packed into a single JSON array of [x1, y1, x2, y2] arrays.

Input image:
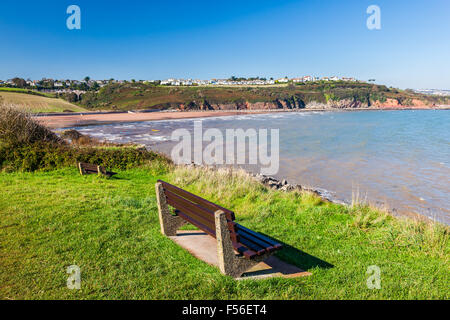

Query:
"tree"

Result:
[[12, 77, 27, 88], [91, 82, 100, 91], [84, 76, 90, 83]]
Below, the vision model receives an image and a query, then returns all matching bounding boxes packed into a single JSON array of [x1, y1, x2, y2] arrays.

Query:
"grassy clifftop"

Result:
[[0, 165, 448, 299], [79, 81, 449, 111]]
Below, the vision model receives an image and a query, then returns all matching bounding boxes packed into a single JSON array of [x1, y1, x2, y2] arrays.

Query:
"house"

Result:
[[276, 78, 289, 83], [330, 76, 339, 81], [302, 76, 313, 82]]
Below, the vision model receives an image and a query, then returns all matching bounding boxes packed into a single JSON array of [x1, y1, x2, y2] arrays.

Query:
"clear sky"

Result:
[[1, 0, 449, 89]]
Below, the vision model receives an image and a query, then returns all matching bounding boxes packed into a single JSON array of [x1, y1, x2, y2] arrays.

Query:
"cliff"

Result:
[[78, 82, 450, 111]]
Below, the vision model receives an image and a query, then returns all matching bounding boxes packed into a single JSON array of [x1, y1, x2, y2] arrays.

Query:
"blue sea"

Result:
[[72, 110, 450, 224]]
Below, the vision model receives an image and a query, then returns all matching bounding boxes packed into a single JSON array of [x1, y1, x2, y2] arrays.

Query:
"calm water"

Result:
[[71, 110, 450, 224]]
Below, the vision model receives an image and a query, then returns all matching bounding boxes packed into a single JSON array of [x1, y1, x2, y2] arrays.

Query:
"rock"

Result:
[[280, 184, 295, 192]]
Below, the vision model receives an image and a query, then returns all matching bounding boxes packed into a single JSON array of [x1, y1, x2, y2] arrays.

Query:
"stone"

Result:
[[215, 210, 271, 278], [155, 182, 187, 236]]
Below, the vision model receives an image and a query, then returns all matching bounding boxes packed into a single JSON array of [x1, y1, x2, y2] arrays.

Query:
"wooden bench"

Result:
[[155, 180, 283, 278], [78, 162, 117, 178]]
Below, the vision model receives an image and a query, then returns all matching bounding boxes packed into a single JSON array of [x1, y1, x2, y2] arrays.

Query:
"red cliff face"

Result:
[[373, 98, 433, 109], [177, 98, 435, 111]]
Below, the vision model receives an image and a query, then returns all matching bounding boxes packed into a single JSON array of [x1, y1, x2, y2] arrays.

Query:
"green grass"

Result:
[[0, 87, 55, 98], [0, 91, 86, 113], [0, 165, 448, 300]]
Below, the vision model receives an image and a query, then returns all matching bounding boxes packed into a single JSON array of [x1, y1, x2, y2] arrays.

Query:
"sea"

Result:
[[70, 110, 450, 224]]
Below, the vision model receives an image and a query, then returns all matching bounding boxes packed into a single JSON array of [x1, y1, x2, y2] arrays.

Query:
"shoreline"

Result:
[[165, 160, 436, 225], [42, 108, 447, 225], [35, 107, 449, 129]]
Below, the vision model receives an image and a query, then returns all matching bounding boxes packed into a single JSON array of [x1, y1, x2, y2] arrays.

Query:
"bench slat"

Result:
[[235, 223, 282, 249], [236, 229, 276, 253], [165, 190, 215, 226], [167, 198, 216, 231], [232, 242, 257, 259], [159, 180, 235, 221], [237, 237, 266, 256], [175, 210, 216, 238]]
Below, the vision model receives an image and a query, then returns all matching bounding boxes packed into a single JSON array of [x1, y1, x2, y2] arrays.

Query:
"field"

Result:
[[0, 91, 86, 113], [0, 164, 448, 300]]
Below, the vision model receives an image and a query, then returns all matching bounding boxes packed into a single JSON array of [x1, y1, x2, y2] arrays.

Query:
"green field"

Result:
[[0, 164, 447, 300], [0, 91, 86, 113]]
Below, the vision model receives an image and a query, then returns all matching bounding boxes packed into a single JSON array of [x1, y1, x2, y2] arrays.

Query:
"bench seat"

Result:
[[157, 180, 282, 262], [78, 162, 117, 178]]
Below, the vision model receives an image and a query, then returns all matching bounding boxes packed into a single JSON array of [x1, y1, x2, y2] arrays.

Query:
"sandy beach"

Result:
[[35, 106, 447, 129], [34, 110, 273, 129]]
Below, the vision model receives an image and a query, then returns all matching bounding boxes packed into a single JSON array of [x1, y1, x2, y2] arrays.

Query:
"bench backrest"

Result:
[[158, 180, 236, 238], [78, 162, 109, 175], [158, 180, 282, 259]]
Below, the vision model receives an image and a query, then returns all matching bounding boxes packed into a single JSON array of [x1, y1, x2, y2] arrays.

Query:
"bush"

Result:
[[0, 104, 62, 146], [0, 105, 171, 172], [0, 141, 169, 172]]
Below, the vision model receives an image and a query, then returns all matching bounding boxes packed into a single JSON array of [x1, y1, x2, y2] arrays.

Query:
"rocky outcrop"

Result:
[[252, 173, 336, 202]]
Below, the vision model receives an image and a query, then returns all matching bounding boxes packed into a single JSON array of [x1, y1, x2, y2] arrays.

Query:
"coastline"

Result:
[[41, 108, 447, 225], [35, 106, 449, 129]]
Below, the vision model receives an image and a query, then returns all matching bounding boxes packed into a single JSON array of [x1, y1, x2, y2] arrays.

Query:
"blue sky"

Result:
[[1, 0, 449, 89]]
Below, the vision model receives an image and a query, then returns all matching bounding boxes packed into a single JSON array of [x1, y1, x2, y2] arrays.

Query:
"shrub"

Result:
[[0, 104, 171, 172], [0, 104, 62, 146], [0, 141, 169, 172]]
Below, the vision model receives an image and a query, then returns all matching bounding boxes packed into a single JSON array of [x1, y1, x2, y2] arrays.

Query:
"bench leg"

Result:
[[155, 182, 187, 236], [78, 163, 85, 175], [215, 211, 271, 278]]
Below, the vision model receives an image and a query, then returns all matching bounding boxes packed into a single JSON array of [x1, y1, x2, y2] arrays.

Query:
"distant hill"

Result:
[[78, 81, 450, 111], [0, 91, 86, 113]]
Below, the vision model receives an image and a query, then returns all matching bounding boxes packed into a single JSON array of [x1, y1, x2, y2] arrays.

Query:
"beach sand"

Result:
[[35, 110, 271, 129]]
